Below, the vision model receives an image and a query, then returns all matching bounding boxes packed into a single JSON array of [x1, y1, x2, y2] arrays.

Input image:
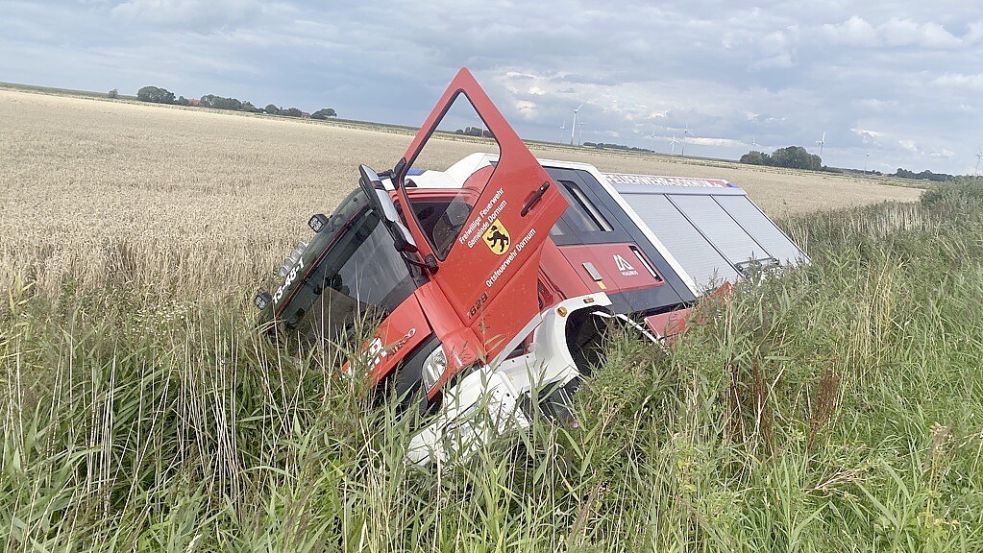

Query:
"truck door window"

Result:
[[402, 93, 501, 259], [558, 179, 613, 232]]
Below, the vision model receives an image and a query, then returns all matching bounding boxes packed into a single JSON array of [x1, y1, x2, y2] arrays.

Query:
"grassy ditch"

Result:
[[2, 182, 982, 552]]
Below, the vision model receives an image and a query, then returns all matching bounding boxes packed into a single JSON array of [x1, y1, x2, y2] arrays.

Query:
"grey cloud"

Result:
[[1, 0, 981, 173], [111, 0, 261, 30]]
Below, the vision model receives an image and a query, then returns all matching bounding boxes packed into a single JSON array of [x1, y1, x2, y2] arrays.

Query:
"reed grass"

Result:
[[3, 172, 982, 550]]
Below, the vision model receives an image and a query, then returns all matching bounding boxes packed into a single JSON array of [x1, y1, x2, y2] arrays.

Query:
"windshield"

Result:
[[282, 188, 420, 343]]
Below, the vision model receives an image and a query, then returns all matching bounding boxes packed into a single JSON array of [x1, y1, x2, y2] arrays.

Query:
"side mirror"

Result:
[[390, 223, 418, 253], [358, 164, 386, 212], [359, 164, 418, 253]]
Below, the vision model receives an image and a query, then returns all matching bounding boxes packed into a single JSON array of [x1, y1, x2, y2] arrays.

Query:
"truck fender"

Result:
[[591, 312, 662, 345], [530, 292, 613, 380]]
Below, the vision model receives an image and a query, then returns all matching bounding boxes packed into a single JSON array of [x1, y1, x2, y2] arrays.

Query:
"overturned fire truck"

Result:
[[255, 68, 807, 463]]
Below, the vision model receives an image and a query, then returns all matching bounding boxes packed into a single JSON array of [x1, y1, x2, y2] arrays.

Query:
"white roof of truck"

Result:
[[399, 153, 808, 295], [597, 170, 808, 291]]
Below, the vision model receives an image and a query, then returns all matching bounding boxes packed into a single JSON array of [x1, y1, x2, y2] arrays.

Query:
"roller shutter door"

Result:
[[713, 195, 805, 265], [621, 193, 739, 290]]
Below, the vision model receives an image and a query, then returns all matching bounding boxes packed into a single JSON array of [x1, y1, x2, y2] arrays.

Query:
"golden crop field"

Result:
[[0, 88, 921, 299]]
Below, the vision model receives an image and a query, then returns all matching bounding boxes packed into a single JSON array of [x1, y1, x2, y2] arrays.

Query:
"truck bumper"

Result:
[[406, 293, 611, 465], [406, 368, 530, 465]]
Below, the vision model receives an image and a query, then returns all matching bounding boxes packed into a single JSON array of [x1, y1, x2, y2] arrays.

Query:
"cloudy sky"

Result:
[[3, 0, 982, 174]]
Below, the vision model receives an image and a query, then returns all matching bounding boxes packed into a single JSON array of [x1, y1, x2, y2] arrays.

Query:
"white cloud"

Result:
[[821, 16, 879, 47], [854, 98, 897, 111], [112, 0, 260, 29], [687, 136, 747, 148], [898, 139, 919, 153], [932, 72, 983, 91], [967, 21, 983, 43], [897, 138, 954, 158], [852, 128, 884, 144], [514, 100, 538, 119], [821, 16, 968, 49]]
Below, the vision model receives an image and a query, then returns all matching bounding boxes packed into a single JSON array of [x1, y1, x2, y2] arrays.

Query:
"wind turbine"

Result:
[[751, 136, 759, 150], [570, 102, 584, 146], [681, 123, 690, 157], [670, 135, 680, 155], [559, 120, 566, 144], [864, 152, 870, 174], [576, 121, 589, 146], [976, 148, 983, 177], [816, 131, 826, 158]]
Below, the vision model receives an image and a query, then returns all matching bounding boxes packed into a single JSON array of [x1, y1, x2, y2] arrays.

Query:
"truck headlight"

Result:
[[308, 213, 328, 233], [277, 241, 309, 278], [421, 344, 447, 392], [254, 291, 272, 310]]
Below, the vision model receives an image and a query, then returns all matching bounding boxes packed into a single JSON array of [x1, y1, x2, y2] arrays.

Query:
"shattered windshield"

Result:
[[285, 189, 419, 343]]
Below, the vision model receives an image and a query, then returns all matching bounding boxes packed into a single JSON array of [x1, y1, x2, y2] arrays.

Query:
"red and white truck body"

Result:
[[256, 68, 806, 463]]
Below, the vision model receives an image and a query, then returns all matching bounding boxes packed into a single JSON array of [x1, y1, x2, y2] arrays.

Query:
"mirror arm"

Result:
[[392, 159, 407, 189], [400, 251, 438, 273]]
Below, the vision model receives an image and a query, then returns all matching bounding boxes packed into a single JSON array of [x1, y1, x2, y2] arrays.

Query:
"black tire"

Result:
[[565, 310, 611, 376]]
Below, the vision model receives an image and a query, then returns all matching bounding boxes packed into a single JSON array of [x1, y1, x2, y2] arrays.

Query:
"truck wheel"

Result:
[[566, 311, 661, 377], [565, 310, 611, 376]]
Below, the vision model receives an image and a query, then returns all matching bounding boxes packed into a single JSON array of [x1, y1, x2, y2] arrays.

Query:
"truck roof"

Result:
[[601, 173, 740, 193], [402, 153, 807, 294]]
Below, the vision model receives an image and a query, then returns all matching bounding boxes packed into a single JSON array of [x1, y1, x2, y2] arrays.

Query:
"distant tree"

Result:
[[740, 146, 821, 170], [770, 146, 821, 170], [584, 142, 653, 153], [242, 101, 262, 113], [136, 85, 175, 104], [175, 96, 191, 106], [282, 107, 303, 117], [264, 104, 281, 115], [107, 88, 119, 99], [739, 150, 769, 165], [894, 167, 953, 182], [457, 126, 488, 137], [199, 94, 243, 111], [311, 107, 337, 119]]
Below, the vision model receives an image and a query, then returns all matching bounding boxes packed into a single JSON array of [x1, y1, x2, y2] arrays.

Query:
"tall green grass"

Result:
[[3, 183, 983, 551]]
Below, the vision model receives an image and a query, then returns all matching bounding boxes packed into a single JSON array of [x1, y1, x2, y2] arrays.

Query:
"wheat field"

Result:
[[0, 88, 921, 296]]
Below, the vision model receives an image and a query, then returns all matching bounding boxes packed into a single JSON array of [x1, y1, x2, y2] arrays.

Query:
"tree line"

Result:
[[740, 146, 823, 171], [740, 145, 963, 180], [583, 141, 654, 153], [455, 126, 494, 138], [134, 85, 336, 119], [894, 168, 954, 182]]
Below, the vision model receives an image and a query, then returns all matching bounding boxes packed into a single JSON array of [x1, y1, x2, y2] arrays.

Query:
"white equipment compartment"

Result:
[[603, 173, 807, 291]]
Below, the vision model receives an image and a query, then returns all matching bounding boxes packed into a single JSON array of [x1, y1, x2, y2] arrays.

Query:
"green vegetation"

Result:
[[740, 145, 962, 182], [741, 146, 824, 171], [312, 108, 337, 120], [582, 141, 654, 153], [455, 125, 494, 138], [894, 167, 955, 183], [135, 85, 335, 119], [135, 85, 175, 104], [3, 184, 982, 551]]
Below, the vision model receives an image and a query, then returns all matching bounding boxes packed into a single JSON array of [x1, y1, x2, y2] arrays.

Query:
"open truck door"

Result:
[[394, 69, 568, 380]]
